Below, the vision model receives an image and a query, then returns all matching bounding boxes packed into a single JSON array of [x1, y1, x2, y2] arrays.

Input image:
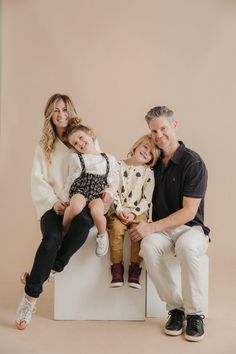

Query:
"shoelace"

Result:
[[17, 298, 36, 323], [187, 315, 205, 330], [167, 310, 184, 323], [96, 237, 106, 249], [129, 266, 141, 278], [112, 264, 123, 279]]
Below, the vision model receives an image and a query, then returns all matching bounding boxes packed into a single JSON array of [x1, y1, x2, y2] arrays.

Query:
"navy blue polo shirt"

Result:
[[152, 141, 210, 235]]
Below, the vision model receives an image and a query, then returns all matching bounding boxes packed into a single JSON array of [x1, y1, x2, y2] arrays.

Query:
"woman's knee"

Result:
[[72, 208, 93, 228]]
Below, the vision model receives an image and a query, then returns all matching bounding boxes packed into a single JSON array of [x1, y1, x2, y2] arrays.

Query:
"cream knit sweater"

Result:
[[31, 138, 72, 219]]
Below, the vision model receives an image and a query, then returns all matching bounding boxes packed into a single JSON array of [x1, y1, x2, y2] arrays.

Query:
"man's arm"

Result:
[[129, 196, 201, 241]]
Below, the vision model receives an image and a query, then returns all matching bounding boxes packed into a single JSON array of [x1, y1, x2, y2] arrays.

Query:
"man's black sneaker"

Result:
[[185, 314, 205, 341], [164, 309, 185, 336]]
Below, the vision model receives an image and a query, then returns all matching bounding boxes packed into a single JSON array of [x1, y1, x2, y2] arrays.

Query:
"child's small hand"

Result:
[[125, 212, 136, 224], [118, 212, 128, 224], [100, 191, 113, 203]]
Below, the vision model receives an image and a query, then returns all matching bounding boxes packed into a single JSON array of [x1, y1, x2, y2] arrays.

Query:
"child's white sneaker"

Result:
[[15, 294, 36, 330], [95, 231, 109, 257]]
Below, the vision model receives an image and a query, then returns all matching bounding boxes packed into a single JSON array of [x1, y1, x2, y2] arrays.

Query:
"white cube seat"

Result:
[[54, 227, 146, 320]]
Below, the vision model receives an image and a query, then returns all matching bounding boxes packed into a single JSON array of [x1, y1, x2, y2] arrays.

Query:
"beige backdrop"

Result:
[[1, 0, 235, 284]]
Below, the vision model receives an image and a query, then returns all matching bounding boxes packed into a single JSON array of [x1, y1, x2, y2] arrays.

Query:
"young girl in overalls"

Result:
[[62, 118, 119, 256], [107, 135, 160, 288]]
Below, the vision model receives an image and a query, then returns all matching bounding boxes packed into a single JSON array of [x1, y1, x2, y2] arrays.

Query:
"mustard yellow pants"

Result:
[[107, 213, 147, 264]]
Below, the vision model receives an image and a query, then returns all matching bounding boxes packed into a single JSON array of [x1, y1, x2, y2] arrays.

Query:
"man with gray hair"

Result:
[[130, 106, 210, 341]]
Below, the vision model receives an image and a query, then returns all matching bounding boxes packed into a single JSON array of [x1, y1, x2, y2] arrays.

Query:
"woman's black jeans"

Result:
[[25, 208, 93, 298]]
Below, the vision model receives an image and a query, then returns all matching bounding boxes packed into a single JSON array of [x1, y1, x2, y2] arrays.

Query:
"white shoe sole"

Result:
[[128, 282, 141, 289], [185, 333, 205, 341], [164, 328, 184, 336], [110, 282, 124, 288]]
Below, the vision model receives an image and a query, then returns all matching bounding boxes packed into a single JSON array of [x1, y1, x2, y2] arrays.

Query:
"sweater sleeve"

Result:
[[31, 145, 59, 215], [104, 155, 120, 198], [131, 167, 155, 216], [113, 190, 124, 215]]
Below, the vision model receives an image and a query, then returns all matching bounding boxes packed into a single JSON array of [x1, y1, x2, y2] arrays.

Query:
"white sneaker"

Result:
[[15, 294, 36, 330], [95, 231, 109, 257]]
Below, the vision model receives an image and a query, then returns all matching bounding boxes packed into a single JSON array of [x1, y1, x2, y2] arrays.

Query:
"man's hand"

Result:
[[53, 201, 68, 215], [129, 221, 154, 242]]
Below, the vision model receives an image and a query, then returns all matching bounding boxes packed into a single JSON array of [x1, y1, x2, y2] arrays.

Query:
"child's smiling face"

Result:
[[133, 140, 153, 165], [68, 130, 94, 154]]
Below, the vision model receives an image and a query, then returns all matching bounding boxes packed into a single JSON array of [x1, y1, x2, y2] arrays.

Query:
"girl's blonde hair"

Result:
[[39, 94, 78, 163], [128, 134, 160, 167]]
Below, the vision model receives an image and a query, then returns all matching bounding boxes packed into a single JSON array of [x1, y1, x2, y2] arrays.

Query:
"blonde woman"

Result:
[[15, 94, 94, 330]]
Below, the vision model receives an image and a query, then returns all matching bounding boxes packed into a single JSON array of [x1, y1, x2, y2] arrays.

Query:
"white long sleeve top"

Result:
[[112, 160, 155, 217], [31, 138, 73, 219], [62, 152, 119, 201]]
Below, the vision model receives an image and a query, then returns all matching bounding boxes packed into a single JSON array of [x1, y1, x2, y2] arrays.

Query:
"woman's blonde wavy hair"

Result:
[[128, 134, 160, 167], [39, 94, 78, 163]]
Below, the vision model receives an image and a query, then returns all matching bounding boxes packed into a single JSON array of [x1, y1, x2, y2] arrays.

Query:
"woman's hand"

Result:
[[53, 201, 68, 215]]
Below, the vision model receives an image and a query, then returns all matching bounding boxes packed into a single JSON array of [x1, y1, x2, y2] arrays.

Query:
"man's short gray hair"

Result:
[[145, 106, 174, 124]]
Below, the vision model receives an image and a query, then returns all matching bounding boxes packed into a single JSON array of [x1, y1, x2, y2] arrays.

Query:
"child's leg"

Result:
[[127, 214, 147, 289], [107, 213, 126, 287], [88, 198, 106, 235], [107, 213, 126, 264], [129, 214, 147, 263], [88, 198, 108, 256], [63, 194, 86, 232]]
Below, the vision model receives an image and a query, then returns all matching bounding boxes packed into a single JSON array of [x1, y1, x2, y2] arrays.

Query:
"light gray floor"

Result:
[[1, 260, 235, 354]]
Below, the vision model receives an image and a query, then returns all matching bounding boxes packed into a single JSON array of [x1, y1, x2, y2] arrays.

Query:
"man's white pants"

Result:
[[140, 225, 209, 315]]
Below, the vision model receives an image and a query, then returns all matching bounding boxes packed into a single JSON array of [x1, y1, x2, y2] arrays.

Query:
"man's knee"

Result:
[[175, 231, 208, 258], [140, 234, 160, 258]]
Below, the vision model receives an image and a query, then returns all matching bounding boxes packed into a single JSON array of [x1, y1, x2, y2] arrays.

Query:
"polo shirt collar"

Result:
[[170, 141, 185, 165]]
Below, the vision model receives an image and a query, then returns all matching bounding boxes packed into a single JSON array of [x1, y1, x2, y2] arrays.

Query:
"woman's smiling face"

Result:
[[51, 99, 69, 129]]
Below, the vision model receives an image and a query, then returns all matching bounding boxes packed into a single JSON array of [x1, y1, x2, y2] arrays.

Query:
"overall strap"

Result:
[[76, 152, 86, 174], [101, 153, 110, 179]]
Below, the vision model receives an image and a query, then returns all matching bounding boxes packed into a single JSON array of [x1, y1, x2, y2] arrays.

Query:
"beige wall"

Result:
[[1, 0, 236, 281]]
